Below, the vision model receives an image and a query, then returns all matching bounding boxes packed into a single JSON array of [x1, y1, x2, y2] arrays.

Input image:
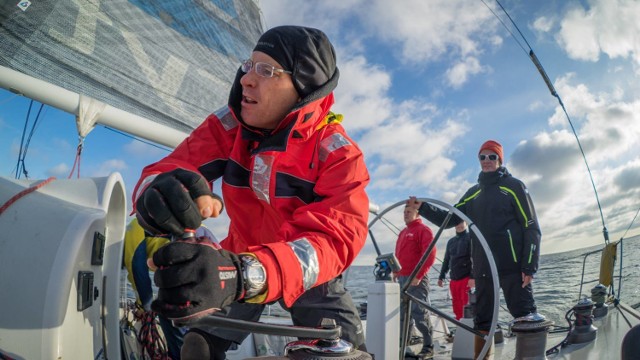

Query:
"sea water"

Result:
[[343, 234, 640, 328]]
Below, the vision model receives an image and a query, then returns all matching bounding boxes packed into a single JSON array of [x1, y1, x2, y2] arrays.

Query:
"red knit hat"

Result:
[[478, 140, 504, 163]]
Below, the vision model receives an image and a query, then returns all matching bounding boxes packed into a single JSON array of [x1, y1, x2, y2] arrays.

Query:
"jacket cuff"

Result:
[[521, 268, 536, 276], [249, 247, 282, 303]]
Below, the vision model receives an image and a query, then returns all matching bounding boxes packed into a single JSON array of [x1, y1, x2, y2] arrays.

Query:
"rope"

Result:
[[68, 141, 83, 179], [573, 309, 593, 327], [0, 177, 56, 216], [614, 302, 634, 329], [546, 307, 574, 355], [136, 311, 170, 360]]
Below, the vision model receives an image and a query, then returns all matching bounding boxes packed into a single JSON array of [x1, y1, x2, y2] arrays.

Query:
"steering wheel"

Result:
[[367, 198, 500, 360]]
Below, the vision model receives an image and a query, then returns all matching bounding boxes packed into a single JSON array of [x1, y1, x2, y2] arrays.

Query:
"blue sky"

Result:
[[1, 0, 640, 265]]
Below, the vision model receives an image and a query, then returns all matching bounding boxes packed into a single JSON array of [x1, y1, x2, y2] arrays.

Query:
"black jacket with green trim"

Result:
[[419, 166, 541, 277]]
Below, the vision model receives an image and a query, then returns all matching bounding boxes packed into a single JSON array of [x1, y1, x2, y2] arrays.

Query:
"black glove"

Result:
[[136, 168, 214, 235], [151, 238, 244, 325]]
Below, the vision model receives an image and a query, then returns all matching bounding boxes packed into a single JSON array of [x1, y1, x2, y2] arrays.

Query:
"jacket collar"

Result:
[[478, 166, 510, 185]]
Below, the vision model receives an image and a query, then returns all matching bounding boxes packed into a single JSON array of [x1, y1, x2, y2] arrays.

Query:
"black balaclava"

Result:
[[253, 25, 337, 98]]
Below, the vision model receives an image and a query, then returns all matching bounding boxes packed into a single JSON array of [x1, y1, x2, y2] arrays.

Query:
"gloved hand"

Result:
[[151, 237, 244, 324], [136, 168, 221, 235]]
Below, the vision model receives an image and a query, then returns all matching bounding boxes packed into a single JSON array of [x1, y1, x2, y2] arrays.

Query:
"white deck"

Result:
[[227, 301, 640, 359]]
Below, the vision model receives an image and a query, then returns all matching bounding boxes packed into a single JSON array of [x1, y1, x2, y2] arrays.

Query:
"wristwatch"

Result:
[[240, 255, 267, 299]]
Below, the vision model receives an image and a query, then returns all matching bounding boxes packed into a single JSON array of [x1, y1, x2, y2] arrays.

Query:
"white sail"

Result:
[[0, 0, 263, 138]]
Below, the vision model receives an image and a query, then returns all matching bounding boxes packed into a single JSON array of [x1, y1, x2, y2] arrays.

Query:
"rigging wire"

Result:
[[102, 125, 173, 152], [21, 104, 46, 177], [11, 100, 170, 180], [14, 100, 46, 179], [484, 0, 610, 244], [14, 100, 33, 179], [379, 216, 402, 235], [619, 206, 640, 241], [614, 205, 640, 299]]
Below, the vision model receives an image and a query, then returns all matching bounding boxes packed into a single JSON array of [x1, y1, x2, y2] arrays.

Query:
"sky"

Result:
[[1, 0, 640, 266]]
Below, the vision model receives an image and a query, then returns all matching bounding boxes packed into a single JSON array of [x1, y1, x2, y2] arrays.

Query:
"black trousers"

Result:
[[397, 276, 433, 348], [182, 275, 365, 359], [474, 272, 536, 331]]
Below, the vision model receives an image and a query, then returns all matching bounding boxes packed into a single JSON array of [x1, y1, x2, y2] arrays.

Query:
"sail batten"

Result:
[[0, 0, 263, 137]]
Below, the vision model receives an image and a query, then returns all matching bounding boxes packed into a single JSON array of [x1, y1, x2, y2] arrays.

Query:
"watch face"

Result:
[[242, 256, 266, 289], [247, 266, 265, 284]]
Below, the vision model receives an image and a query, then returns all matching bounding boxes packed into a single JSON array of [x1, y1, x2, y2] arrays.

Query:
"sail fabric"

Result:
[[0, 0, 263, 133]]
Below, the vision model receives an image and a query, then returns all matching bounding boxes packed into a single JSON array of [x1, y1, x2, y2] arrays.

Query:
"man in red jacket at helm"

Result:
[[133, 25, 370, 359]]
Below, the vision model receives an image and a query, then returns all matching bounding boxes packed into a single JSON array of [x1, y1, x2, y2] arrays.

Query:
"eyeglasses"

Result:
[[241, 59, 291, 78], [479, 154, 499, 161]]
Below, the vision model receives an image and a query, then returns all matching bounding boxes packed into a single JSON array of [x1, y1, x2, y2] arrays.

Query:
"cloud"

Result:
[[261, 0, 502, 86], [47, 163, 70, 178], [360, 1, 497, 61], [92, 159, 127, 177], [532, 16, 554, 33], [613, 160, 640, 191], [508, 68, 640, 253], [556, 0, 640, 65], [124, 140, 168, 159], [333, 55, 393, 132], [357, 101, 473, 204], [445, 56, 486, 88], [550, 74, 640, 161]]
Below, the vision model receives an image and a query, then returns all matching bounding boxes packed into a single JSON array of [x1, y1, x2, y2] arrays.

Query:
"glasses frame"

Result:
[[479, 154, 500, 161], [241, 59, 292, 78]]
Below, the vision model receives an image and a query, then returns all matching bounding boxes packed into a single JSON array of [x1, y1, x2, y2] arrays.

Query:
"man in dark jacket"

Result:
[[409, 139, 541, 358], [437, 221, 472, 320]]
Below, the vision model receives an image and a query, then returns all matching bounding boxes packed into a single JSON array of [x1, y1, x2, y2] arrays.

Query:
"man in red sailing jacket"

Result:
[[133, 26, 370, 359], [393, 204, 436, 358]]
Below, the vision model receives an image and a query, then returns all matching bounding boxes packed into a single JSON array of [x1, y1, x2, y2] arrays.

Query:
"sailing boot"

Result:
[[473, 331, 494, 359], [416, 345, 434, 359]]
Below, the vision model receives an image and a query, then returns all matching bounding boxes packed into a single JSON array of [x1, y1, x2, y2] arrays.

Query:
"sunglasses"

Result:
[[479, 154, 499, 161], [241, 59, 292, 78]]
